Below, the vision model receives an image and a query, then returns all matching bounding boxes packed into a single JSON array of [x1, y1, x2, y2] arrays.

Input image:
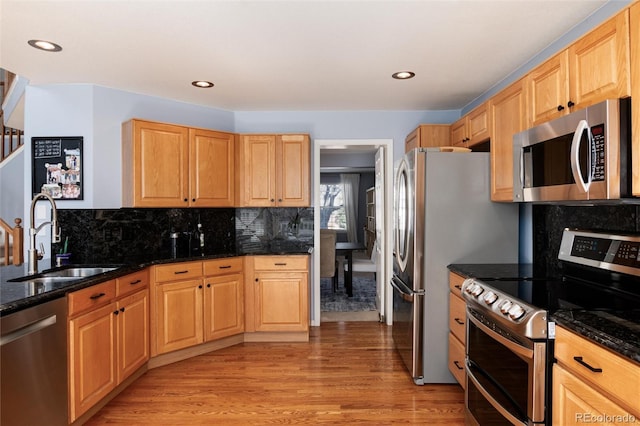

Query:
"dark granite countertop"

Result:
[[1, 248, 312, 317], [552, 310, 640, 364]]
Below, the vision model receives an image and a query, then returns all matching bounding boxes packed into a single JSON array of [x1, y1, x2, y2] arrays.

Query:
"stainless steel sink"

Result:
[[39, 267, 119, 278]]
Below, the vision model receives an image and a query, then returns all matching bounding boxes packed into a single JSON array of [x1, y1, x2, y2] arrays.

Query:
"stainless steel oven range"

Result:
[[460, 229, 640, 426]]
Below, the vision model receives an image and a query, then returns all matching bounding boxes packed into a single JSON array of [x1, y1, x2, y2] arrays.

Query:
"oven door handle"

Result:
[[570, 119, 592, 193], [466, 366, 527, 426], [467, 310, 533, 360]]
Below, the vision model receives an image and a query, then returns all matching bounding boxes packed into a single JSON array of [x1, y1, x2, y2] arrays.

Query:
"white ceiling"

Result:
[[0, 0, 615, 112]]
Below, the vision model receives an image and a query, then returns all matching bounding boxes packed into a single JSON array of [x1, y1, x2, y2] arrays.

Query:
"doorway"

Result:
[[312, 139, 394, 327]]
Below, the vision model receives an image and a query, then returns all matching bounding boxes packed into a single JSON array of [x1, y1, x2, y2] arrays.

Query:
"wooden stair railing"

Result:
[[0, 217, 24, 266], [1, 71, 25, 163]]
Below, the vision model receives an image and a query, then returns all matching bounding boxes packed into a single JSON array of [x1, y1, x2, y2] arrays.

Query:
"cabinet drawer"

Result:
[[116, 269, 149, 297], [449, 293, 466, 344], [555, 326, 640, 412], [253, 256, 308, 271], [68, 280, 116, 317], [449, 272, 465, 295], [154, 261, 202, 283], [448, 332, 466, 389], [203, 257, 243, 276]]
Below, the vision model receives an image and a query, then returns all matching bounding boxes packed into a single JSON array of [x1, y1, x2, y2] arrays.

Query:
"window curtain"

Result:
[[341, 173, 360, 243]]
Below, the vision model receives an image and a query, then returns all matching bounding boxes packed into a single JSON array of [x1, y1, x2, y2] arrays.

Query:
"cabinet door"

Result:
[[448, 333, 465, 389], [405, 126, 420, 152], [156, 279, 203, 354], [254, 271, 308, 332], [450, 117, 467, 147], [189, 128, 235, 207], [490, 78, 528, 202], [69, 303, 117, 421], [528, 50, 570, 125], [553, 364, 636, 425], [631, 2, 640, 197], [124, 120, 189, 207], [204, 273, 244, 341], [240, 135, 277, 206], [569, 10, 630, 110], [117, 289, 149, 384], [276, 134, 310, 207], [467, 103, 490, 146]]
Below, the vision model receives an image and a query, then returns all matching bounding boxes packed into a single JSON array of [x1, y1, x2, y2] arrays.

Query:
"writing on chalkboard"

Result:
[[33, 139, 63, 158]]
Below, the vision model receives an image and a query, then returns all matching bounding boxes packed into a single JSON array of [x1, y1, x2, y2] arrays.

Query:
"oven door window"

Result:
[[467, 318, 531, 423]]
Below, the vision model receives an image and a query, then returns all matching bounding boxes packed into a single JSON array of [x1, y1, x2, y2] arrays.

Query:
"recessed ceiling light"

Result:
[[28, 39, 62, 52], [392, 71, 415, 80], [192, 81, 214, 88]]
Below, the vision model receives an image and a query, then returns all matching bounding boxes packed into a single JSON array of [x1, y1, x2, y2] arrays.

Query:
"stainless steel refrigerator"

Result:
[[391, 148, 519, 385]]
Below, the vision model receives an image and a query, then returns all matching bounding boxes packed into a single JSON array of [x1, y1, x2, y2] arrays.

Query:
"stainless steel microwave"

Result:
[[513, 98, 631, 202]]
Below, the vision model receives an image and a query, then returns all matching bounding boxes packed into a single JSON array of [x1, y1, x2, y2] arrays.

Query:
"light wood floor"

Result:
[[86, 322, 464, 425]]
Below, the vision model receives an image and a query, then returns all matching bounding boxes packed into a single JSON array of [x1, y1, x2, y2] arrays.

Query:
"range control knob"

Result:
[[464, 283, 476, 294], [499, 300, 513, 315], [483, 291, 498, 305], [508, 304, 526, 320], [471, 285, 484, 297]]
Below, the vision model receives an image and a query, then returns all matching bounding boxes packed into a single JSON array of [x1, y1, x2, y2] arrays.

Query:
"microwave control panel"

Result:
[[591, 123, 605, 182]]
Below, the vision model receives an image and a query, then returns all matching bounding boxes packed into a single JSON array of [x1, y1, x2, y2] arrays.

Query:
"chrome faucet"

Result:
[[28, 192, 61, 275]]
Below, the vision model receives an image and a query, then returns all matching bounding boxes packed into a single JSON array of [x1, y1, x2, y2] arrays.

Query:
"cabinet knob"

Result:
[[255, 278, 259, 282], [184, 198, 188, 202], [198, 285, 203, 289], [207, 283, 211, 288], [270, 199, 275, 202], [192, 198, 196, 202], [557, 105, 565, 111], [567, 101, 575, 108], [113, 310, 119, 315], [120, 307, 125, 312], [278, 199, 282, 202]]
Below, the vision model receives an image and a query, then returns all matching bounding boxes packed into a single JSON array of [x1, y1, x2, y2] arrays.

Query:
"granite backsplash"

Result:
[[53, 207, 313, 264], [532, 203, 640, 277]]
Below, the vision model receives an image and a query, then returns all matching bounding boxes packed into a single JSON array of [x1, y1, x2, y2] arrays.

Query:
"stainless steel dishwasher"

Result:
[[1, 297, 68, 426]]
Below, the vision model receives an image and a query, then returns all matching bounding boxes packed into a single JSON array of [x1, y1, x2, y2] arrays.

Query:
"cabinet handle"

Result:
[[573, 356, 603, 373], [567, 101, 575, 108], [454, 285, 461, 290], [557, 105, 565, 111], [274, 263, 287, 266], [454, 318, 464, 325], [129, 279, 142, 285], [174, 270, 189, 275], [219, 265, 232, 269], [453, 360, 464, 370], [90, 292, 106, 300]]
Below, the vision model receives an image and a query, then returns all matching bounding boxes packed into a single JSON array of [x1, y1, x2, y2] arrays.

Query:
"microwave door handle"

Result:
[[570, 119, 591, 193], [519, 148, 524, 188]]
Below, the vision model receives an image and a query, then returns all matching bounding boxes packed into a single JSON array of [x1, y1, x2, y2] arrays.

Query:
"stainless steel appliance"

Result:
[[461, 229, 640, 425], [391, 149, 519, 385], [513, 98, 631, 202], [1, 297, 68, 425]]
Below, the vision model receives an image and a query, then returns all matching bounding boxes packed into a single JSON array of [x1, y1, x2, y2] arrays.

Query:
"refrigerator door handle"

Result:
[[391, 276, 423, 299]]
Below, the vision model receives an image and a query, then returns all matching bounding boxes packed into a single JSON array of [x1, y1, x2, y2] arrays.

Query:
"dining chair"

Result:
[[319, 229, 339, 291]]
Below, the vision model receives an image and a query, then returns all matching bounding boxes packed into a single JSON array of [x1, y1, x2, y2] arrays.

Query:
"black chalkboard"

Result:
[[32, 136, 83, 200]]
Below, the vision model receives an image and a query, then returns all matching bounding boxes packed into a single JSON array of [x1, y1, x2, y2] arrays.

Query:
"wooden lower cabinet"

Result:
[[155, 278, 204, 354], [204, 272, 244, 340], [68, 281, 149, 422], [448, 272, 466, 388], [553, 326, 640, 424], [247, 256, 310, 333], [69, 302, 117, 422]]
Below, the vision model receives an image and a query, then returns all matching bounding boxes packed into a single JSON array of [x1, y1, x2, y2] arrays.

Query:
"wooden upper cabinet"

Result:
[[529, 9, 630, 125], [405, 124, 451, 152], [630, 1, 640, 197], [449, 102, 490, 148], [239, 134, 310, 207], [189, 128, 236, 207], [569, 10, 630, 109], [123, 119, 189, 207], [490, 78, 528, 202], [122, 119, 236, 208]]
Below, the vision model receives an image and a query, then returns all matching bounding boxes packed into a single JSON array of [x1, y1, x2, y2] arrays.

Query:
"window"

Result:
[[320, 183, 346, 230]]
